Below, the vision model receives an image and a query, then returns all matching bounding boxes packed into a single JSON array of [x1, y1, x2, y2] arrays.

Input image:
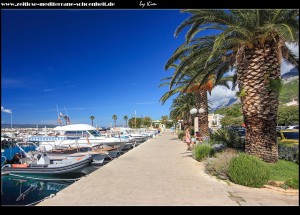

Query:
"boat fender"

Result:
[[76, 157, 83, 161], [12, 163, 28, 168]]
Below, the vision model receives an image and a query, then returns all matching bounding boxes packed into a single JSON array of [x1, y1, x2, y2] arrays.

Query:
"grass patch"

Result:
[[268, 160, 299, 182]]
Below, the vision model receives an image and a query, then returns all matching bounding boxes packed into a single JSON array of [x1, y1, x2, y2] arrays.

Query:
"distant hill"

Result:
[[279, 78, 299, 104], [211, 97, 240, 112], [1, 124, 57, 129], [282, 67, 299, 79]]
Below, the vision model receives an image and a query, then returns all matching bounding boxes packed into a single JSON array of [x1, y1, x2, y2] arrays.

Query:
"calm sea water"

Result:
[[1, 167, 98, 206]]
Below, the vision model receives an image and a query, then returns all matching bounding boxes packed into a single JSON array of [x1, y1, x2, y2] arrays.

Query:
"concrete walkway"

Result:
[[38, 131, 299, 206]]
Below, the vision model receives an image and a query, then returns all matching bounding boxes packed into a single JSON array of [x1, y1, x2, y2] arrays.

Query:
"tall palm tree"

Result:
[[161, 69, 231, 138], [112, 115, 118, 128], [166, 9, 298, 162], [124, 115, 128, 127], [90, 115, 95, 126], [169, 93, 195, 129]]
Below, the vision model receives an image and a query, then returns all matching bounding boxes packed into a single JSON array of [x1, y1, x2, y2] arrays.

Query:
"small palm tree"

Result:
[[112, 115, 118, 128], [90, 116, 95, 126], [124, 115, 128, 127]]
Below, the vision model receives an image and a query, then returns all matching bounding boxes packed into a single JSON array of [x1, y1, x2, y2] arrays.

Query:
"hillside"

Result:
[[213, 78, 299, 115], [279, 78, 299, 104]]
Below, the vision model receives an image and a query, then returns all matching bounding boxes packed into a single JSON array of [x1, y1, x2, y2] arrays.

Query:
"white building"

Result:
[[285, 99, 299, 106], [193, 114, 224, 132]]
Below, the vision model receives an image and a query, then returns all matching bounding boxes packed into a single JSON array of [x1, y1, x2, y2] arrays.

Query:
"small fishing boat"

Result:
[[1, 145, 93, 175]]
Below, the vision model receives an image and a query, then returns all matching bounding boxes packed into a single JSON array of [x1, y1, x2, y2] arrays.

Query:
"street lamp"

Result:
[[189, 108, 205, 132], [190, 107, 205, 115]]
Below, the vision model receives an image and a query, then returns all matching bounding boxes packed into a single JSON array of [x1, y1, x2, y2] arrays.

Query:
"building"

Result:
[[285, 99, 299, 106], [193, 113, 224, 132]]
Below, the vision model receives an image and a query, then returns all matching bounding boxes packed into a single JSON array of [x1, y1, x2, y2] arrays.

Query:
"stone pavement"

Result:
[[38, 131, 299, 206]]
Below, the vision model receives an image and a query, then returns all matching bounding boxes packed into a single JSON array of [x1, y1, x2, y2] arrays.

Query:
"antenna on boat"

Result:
[[56, 104, 61, 126], [64, 106, 71, 125]]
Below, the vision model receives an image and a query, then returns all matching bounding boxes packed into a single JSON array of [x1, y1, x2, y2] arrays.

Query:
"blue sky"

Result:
[[2, 10, 298, 127], [1, 10, 190, 126]]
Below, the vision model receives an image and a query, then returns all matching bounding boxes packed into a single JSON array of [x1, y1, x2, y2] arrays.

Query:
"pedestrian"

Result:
[[185, 126, 191, 150], [191, 133, 196, 149], [171, 127, 174, 134]]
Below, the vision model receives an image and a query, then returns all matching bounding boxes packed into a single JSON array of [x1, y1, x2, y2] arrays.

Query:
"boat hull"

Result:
[[1, 155, 92, 175]]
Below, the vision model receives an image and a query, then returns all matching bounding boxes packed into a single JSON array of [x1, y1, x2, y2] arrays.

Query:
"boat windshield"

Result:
[[87, 130, 101, 137]]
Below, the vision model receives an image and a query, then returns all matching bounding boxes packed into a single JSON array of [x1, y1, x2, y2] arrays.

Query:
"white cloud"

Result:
[[286, 43, 299, 57], [281, 43, 299, 75], [2, 78, 22, 88], [43, 89, 53, 92], [1, 106, 12, 114], [134, 101, 159, 105], [208, 83, 239, 108], [281, 60, 296, 75], [224, 68, 236, 77]]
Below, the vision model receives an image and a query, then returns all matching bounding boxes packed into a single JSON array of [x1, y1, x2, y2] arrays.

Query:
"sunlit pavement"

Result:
[[38, 131, 298, 206]]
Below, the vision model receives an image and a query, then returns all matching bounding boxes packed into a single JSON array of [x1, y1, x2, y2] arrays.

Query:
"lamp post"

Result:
[[189, 107, 205, 132]]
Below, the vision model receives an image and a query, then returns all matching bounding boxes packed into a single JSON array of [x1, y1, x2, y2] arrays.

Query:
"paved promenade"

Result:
[[38, 131, 298, 206]]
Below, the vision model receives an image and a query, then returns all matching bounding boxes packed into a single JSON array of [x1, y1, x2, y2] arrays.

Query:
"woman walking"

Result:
[[185, 127, 191, 150]]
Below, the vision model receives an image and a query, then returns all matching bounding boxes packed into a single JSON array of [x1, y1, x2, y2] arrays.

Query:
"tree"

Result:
[[112, 115, 117, 128], [143, 116, 152, 128], [277, 105, 299, 126], [168, 93, 195, 129], [166, 9, 298, 163], [90, 115, 95, 126], [128, 117, 142, 128], [220, 116, 244, 127], [124, 115, 128, 127], [161, 68, 231, 138]]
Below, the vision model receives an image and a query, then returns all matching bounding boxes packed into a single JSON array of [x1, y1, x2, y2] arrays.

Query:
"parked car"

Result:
[[286, 125, 299, 129], [276, 126, 288, 131], [277, 129, 299, 144]]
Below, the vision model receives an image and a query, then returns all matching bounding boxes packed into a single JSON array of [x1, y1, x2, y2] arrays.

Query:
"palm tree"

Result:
[[90, 116, 95, 126], [112, 115, 118, 128], [168, 93, 195, 130], [161, 70, 231, 138], [166, 9, 298, 162], [124, 115, 128, 127]]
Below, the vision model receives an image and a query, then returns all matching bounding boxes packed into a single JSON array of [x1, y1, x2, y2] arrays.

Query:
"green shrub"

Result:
[[177, 131, 185, 140], [192, 144, 214, 161], [228, 153, 270, 188], [210, 128, 242, 148], [285, 176, 299, 189], [205, 148, 239, 180], [278, 143, 299, 164]]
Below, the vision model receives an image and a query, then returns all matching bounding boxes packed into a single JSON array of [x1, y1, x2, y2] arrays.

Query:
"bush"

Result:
[[211, 144, 226, 153], [177, 131, 185, 140], [192, 144, 214, 161], [278, 143, 299, 164], [228, 153, 270, 188], [205, 148, 239, 180], [285, 176, 299, 189], [210, 128, 242, 148]]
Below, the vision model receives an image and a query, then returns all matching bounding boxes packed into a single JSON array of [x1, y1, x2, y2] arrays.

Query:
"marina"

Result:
[[1, 125, 158, 206]]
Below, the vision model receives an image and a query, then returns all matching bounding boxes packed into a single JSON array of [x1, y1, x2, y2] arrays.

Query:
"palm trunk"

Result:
[[237, 43, 279, 163], [195, 89, 209, 138]]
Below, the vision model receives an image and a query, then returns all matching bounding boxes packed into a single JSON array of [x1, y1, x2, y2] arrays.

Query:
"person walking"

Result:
[[185, 127, 191, 150]]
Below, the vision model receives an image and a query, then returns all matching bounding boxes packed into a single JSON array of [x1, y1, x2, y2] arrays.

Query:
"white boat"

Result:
[[28, 124, 124, 151]]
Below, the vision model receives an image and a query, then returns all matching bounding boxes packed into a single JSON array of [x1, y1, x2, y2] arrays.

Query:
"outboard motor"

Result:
[[36, 153, 50, 165]]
